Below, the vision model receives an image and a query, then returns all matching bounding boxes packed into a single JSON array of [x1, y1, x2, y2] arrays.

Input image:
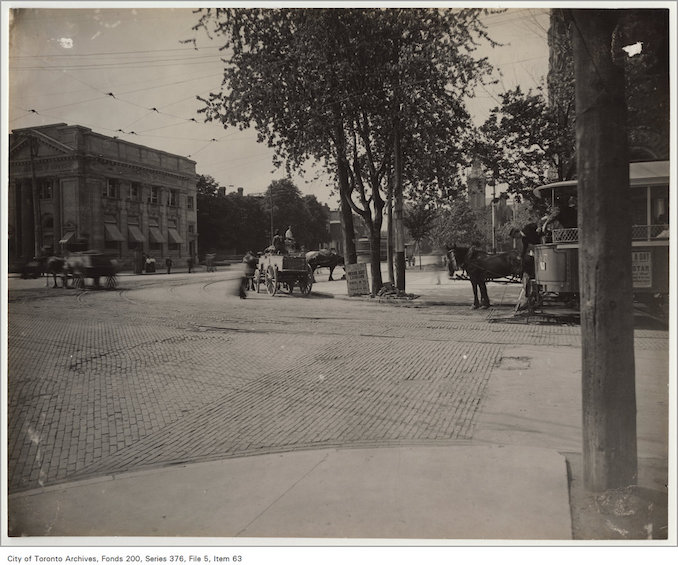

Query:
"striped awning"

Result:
[[128, 225, 145, 242], [104, 223, 125, 242], [59, 231, 75, 244], [148, 226, 166, 243], [167, 228, 184, 244]]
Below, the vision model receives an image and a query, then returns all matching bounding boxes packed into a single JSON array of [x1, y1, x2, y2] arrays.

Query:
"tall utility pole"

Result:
[[571, 9, 637, 491]]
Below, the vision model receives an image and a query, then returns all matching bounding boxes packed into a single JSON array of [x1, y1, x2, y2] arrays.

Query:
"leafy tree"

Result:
[[403, 202, 438, 267], [191, 8, 495, 293], [262, 178, 330, 251], [476, 85, 575, 201], [196, 175, 270, 255], [302, 195, 331, 250], [196, 174, 223, 197], [479, 8, 670, 207], [429, 200, 486, 251], [549, 8, 669, 162]]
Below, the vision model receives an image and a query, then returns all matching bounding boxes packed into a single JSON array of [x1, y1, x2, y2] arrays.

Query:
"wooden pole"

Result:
[[571, 9, 637, 491]]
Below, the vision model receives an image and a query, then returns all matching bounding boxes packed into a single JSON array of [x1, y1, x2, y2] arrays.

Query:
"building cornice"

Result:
[[9, 153, 197, 184], [84, 153, 197, 183]]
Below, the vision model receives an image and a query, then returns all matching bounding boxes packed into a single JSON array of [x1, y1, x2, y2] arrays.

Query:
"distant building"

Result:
[[466, 159, 515, 251], [467, 160, 487, 211], [8, 123, 198, 269], [329, 209, 343, 254]]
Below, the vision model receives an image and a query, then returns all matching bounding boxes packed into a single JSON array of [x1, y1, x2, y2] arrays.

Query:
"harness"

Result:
[[454, 248, 521, 282]]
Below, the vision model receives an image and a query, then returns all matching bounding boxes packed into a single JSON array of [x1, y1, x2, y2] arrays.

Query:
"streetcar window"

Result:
[[651, 185, 669, 224]]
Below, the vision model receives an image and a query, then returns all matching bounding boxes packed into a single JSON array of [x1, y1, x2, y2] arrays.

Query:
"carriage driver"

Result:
[[284, 225, 296, 252], [272, 229, 286, 254]]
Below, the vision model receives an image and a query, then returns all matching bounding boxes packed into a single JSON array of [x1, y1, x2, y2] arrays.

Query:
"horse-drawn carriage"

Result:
[[66, 251, 119, 289], [524, 160, 669, 316], [255, 252, 313, 296]]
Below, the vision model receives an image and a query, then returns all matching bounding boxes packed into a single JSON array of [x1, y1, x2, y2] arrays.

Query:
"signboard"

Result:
[[632, 251, 652, 288], [345, 262, 371, 296]]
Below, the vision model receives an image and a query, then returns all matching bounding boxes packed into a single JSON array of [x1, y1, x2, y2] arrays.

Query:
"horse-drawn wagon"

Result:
[[255, 252, 313, 296], [67, 251, 119, 289]]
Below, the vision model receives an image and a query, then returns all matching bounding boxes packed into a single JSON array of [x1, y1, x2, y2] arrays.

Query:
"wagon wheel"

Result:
[[298, 266, 313, 296], [265, 265, 278, 296], [105, 274, 118, 290], [254, 268, 262, 293], [73, 273, 85, 289]]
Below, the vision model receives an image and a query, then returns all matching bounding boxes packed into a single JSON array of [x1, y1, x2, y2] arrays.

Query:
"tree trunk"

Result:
[[572, 9, 637, 492], [333, 121, 357, 265], [386, 176, 395, 284], [393, 122, 406, 291], [369, 228, 383, 296]]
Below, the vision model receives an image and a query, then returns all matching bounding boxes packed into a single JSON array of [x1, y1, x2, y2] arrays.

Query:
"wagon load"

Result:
[[255, 252, 313, 296]]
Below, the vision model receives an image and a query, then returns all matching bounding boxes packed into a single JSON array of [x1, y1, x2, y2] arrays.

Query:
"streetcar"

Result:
[[526, 160, 670, 316]]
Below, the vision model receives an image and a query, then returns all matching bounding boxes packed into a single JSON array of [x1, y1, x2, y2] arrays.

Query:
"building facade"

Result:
[[8, 123, 198, 270]]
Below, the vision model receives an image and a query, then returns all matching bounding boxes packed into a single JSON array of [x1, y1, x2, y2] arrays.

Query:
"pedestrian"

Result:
[[187, 256, 194, 273], [165, 257, 173, 274], [242, 250, 258, 292]]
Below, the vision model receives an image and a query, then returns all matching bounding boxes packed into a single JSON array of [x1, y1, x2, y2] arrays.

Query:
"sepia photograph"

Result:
[[2, 0, 675, 557]]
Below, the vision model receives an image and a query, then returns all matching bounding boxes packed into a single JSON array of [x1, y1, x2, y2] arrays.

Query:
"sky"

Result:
[[4, 2, 550, 208]]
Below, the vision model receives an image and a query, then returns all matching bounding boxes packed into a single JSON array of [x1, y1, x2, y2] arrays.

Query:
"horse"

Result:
[[306, 250, 344, 281], [44, 256, 67, 288], [65, 252, 119, 289], [447, 244, 522, 309]]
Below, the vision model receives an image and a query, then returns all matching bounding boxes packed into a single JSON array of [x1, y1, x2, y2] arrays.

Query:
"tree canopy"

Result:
[[475, 85, 575, 201], [191, 7, 497, 290], [196, 175, 329, 255], [263, 178, 330, 250]]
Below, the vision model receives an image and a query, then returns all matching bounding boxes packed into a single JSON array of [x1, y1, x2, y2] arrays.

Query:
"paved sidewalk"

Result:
[[8, 445, 570, 539], [6, 266, 668, 541]]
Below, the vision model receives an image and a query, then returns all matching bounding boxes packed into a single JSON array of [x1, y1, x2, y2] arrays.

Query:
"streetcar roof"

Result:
[[533, 160, 670, 198]]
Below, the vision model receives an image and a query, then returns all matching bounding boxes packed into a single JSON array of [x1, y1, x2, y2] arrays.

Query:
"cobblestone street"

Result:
[[7, 269, 668, 495]]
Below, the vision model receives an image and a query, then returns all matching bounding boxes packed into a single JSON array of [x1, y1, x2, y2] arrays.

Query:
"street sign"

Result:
[[631, 250, 652, 288], [345, 262, 370, 296]]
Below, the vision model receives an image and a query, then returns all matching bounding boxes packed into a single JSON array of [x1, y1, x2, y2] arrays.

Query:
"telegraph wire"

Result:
[[9, 45, 221, 59]]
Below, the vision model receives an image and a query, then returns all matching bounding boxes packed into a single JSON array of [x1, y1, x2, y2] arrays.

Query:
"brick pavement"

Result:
[[6, 274, 669, 493]]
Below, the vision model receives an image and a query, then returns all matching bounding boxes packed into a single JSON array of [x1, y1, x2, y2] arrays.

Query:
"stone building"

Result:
[[466, 160, 487, 211], [8, 123, 198, 270]]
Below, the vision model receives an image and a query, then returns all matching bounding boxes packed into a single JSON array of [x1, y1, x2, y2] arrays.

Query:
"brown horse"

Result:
[[306, 250, 344, 281], [448, 245, 521, 309]]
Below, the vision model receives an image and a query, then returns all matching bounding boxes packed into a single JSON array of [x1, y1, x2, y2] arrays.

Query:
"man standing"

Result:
[[165, 257, 173, 274]]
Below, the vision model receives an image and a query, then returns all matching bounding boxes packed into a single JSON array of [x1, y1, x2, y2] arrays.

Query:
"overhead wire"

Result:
[[11, 9, 551, 173]]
